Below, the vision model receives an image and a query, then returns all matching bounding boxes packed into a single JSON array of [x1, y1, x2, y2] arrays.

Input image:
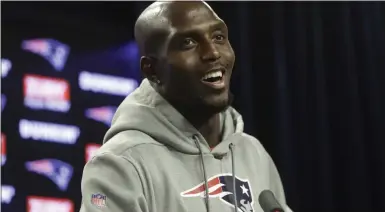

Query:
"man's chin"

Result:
[[201, 91, 234, 114]]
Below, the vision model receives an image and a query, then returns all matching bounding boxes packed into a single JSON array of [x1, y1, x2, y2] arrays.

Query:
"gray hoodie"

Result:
[[79, 79, 293, 212]]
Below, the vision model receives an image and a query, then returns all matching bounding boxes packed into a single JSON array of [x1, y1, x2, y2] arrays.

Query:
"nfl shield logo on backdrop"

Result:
[[91, 193, 106, 208]]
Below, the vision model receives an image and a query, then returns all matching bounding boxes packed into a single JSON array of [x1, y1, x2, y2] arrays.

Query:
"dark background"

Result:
[[2, 2, 385, 212]]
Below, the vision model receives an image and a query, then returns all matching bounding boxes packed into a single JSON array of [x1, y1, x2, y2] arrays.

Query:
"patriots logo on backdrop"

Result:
[[85, 106, 117, 126], [1, 185, 15, 204], [181, 173, 254, 212], [1, 94, 6, 112], [1, 58, 12, 78], [21, 38, 70, 71], [25, 159, 73, 191]]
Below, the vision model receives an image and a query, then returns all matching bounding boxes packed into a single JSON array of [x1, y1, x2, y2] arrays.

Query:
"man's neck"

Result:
[[153, 85, 222, 148], [177, 104, 222, 148], [194, 113, 221, 148]]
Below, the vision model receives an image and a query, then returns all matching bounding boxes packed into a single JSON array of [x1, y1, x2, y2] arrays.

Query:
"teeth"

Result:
[[203, 71, 223, 80]]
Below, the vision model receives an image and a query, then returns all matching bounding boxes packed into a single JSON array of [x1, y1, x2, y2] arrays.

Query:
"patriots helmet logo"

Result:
[[181, 174, 254, 212], [85, 106, 117, 126], [25, 159, 73, 191], [21, 38, 70, 71]]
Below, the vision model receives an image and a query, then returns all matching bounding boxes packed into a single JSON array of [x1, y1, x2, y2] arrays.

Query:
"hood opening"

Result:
[[104, 79, 244, 156]]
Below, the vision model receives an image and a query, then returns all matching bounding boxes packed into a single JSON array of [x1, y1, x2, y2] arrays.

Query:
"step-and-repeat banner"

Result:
[[1, 37, 141, 212]]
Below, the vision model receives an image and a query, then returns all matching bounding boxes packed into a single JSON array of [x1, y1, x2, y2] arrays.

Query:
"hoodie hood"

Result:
[[103, 78, 244, 157]]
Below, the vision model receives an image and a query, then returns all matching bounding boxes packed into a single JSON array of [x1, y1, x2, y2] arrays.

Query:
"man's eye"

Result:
[[182, 38, 195, 47], [214, 35, 225, 41]]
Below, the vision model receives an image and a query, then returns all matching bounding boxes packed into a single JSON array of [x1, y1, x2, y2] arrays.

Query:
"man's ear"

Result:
[[140, 56, 159, 84]]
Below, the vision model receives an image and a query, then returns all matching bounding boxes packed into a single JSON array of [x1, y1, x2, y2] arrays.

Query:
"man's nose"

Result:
[[200, 42, 221, 62]]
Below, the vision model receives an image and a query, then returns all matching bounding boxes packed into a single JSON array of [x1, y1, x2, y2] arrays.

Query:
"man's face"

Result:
[[156, 2, 235, 113]]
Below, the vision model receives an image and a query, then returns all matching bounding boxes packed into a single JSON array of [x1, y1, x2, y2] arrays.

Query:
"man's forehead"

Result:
[[167, 21, 226, 40], [157, 3, 226, 44], [135, 1, 224, 55], [164, 1, 222, 29]]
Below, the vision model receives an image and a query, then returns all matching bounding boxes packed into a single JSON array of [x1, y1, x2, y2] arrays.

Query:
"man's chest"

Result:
[[139, 150, 269, 212]]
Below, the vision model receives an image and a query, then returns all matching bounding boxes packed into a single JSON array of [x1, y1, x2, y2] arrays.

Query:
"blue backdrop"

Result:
[[1, 7, 141, 211]]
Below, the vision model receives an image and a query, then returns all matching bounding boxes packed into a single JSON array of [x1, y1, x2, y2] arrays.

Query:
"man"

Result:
[[80, 1, 292, 212]]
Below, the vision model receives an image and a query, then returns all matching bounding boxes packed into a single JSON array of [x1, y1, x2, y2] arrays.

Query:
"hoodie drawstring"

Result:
[[193, 135, 238, 212], [193, 136, 211, 212], [229, 143, 237, 212]]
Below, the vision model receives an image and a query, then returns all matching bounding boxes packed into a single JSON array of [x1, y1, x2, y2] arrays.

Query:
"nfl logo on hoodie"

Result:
[[91, 193, 106, 208], [181, 173, 254, 212]]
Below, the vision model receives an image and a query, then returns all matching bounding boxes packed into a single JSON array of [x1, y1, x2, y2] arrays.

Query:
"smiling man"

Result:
[[80, 1, 292, 212]]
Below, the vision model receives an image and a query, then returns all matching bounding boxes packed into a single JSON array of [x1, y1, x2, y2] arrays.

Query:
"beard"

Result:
[[167, 90, 234, 129], [193, 90, 234, 116], [157, 80, 234, 124], [208, 91, 234, 113]]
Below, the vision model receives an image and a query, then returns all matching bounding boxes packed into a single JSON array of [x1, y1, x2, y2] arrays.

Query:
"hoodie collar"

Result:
[[132, 79, 199, 137], [107, 78, 244, 155]]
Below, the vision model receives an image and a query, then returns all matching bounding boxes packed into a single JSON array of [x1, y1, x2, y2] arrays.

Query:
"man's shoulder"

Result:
[[94, 130, 164, 159], [236, 132, 270, 155], [237, 132, 257, 141], [238, 132, 263, 146]]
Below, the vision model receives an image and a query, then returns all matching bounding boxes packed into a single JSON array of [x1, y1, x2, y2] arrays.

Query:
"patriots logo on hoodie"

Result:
[[181, 173, 254, 212], [21, 38, 70, 71]]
